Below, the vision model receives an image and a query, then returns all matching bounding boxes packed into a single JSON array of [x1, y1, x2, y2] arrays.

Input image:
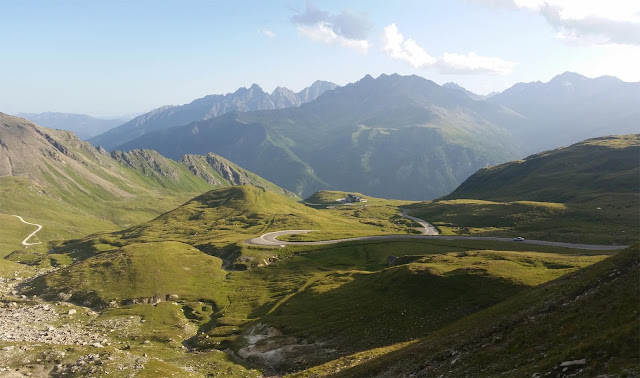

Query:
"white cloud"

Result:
[[262, 29, 276, 38], [539, 3, 640, 46], [573, 45, 640, 82], [291, 1, 371, 52], [438, 52, 516, 74], [512, 0, 640, 23], [472, 0, 640, 46], [382, 24, 436, 68], [381, 23, 515, 75], [297, 23, 369, 52]]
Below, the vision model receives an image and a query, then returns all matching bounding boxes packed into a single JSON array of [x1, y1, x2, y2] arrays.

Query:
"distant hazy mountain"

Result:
[[118, 74, 524, 200], [15, 112, 127, 140], [490, 72, 640, 153], [90, 80, 338, 150], [442, 82, 486, 100]]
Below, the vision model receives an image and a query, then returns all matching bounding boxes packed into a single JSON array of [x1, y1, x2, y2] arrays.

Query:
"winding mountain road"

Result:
[[245, 211, 628, 251], [12, 215, 43, 246], [400, 210, 439, 235]]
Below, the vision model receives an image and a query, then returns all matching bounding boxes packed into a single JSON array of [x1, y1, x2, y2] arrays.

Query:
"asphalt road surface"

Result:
[[245, 212, 627, 251]]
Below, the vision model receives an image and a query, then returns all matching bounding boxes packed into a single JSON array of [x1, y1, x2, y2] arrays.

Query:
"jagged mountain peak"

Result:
[[232, 83, 265, 97], [89, 79, 338, 150]]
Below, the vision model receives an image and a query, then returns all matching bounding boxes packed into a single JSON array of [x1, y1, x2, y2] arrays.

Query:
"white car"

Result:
[[513, 237, 525, 241]]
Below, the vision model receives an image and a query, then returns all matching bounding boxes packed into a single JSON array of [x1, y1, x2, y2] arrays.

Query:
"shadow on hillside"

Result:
[[243, 261, 528, 372]]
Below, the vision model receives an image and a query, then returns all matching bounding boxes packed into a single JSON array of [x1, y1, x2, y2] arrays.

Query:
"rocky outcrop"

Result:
[[179, 153, 297, 198], [111, 149, 180, 180], [205, 153, 252, 185], [237, 323, 336, 371], [179, 154, 224, 186], [180, 153, 260, 187], [89, 81, 338, 150]]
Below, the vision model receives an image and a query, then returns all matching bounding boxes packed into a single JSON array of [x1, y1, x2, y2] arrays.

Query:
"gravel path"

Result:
[[12, 215, 43, 246]]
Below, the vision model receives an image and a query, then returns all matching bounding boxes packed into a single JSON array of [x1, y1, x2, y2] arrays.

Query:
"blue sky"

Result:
[[2, 0, 638, 117]]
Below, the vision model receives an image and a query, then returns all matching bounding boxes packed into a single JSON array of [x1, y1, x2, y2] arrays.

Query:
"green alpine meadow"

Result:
[[2, 2, 639, 377]]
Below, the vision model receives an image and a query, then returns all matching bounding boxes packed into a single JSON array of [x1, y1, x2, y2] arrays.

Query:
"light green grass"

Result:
[[51, 186, 424, 268], [24, 241, 227, 307]]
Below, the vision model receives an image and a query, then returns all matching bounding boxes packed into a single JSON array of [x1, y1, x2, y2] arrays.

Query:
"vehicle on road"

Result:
[[513, 236, 525, 241]]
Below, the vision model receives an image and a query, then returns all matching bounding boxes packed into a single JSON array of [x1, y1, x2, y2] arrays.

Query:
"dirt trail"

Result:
[[12, 215, 43, 246]]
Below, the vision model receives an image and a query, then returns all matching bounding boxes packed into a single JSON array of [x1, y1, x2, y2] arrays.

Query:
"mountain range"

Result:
[[115, 74, 524, 199], [489, 72, 640, 153], [85, 71, 638, 201], [89, 80, 337, 150]]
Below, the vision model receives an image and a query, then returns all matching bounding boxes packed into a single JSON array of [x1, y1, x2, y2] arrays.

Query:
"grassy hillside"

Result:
[[407, 135, 640, 245], [304, 190, 409, 206], [6, 173, 623, 375], [0, 113, 297, 266], [447, 134, 639, 203], [47, 186, 422, 269], [20, 236, 612, 375], [325, 244, 639, 377], [25, 241, 228, 307], [254, 245, 603, 370]]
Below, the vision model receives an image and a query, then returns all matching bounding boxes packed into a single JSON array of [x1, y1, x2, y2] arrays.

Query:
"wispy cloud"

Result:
[[262, 29, 276, 38], [291, 1, 371, 52], [437, 52, 516, 74], [298, 23, 369, 52], [382, 23, 515, 74], [539, 3, 640, 46], [469, 0, 640, 46]]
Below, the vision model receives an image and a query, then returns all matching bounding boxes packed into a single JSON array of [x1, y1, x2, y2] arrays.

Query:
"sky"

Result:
[[1, 0, 639, 117]]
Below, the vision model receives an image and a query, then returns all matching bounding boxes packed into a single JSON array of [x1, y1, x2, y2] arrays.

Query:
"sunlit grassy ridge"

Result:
[[26, 242, 227, 307], [47, 186, 423, 267], [324, 244, 639, 378], [405, 135, 640, 245], [447, 134, 639, 203]]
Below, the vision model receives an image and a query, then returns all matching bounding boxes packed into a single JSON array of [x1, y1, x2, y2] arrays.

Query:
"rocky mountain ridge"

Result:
[[89, 80, 338, 150], [117, 73, 523, 199]]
